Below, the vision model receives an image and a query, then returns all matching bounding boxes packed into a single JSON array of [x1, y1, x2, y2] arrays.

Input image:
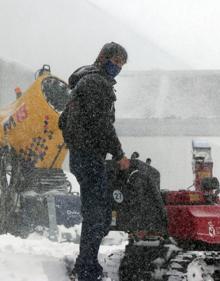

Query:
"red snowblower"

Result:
[[109, 139, 220, 280]]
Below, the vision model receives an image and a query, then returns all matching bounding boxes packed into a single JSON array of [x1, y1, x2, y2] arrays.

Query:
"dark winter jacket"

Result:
[[59, 64, 124, 161]]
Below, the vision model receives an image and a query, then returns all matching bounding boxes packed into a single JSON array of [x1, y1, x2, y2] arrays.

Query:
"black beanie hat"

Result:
[[95, 42, 128, 65]]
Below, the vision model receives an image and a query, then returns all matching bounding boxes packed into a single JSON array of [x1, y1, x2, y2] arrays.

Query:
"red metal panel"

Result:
[[166, 205, 220, 244]]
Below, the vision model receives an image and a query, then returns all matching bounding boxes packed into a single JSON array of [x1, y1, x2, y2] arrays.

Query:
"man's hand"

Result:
[[117, 156, 130, 170]]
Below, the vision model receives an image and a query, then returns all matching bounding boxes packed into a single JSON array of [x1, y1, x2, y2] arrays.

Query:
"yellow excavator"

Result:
[[0, 65, 81, 239]]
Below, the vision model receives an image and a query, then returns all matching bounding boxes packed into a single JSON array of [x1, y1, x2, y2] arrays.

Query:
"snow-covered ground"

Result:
[[0, 230, 127, 281]]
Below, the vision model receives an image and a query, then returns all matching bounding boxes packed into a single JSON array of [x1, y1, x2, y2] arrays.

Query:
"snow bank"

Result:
[[0, 230, 127, 281], [0, 234, 75, 281]]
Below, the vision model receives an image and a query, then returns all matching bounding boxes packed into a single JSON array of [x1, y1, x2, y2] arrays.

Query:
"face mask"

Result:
[[103, 60, 122, 78]]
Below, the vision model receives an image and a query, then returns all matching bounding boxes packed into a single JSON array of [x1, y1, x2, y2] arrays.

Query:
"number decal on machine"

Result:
[[113, 190, 124, 203]]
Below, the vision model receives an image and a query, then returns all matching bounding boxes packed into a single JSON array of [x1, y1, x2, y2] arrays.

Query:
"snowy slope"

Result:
[[116, 70, 220, 120]]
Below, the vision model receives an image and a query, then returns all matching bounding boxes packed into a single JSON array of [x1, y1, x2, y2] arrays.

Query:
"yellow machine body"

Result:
[[0, 73, 68, 169]]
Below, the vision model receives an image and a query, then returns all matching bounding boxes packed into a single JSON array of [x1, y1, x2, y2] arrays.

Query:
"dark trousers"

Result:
[[69, 150, 112, 281]]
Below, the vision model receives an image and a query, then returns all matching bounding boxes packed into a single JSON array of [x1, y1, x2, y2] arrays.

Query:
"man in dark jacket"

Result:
[[62, 42, 130, 281]]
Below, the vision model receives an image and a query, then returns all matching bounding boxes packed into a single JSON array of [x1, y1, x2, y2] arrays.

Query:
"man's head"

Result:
[[95, 42, 128, 78]]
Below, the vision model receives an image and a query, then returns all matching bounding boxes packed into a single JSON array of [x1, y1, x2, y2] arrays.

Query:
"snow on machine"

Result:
[[0, 65, 81, 240], [107, 140, 220, 280]]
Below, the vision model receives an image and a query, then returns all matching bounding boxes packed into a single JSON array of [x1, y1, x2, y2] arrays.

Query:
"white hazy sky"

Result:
[[89, 0, 220, 69], [1, 0, 220, 78]]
